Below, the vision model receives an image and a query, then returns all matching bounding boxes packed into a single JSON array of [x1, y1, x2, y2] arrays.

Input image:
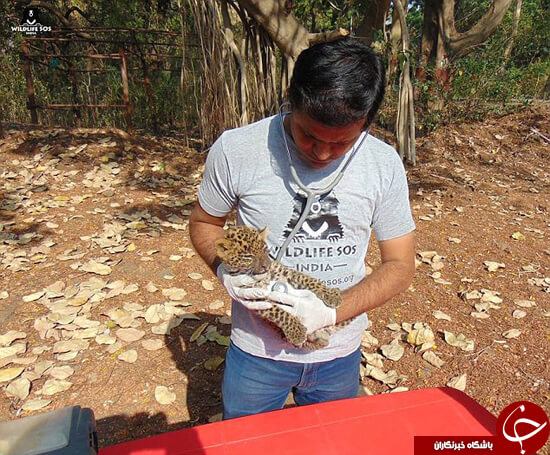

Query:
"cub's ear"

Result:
[[259, 227, 269, 241], [214, 238, 229, 257]]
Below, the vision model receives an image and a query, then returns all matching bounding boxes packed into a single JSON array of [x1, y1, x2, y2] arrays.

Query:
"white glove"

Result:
[[216, 264, 272, 310], [268, 288, 337, 334]]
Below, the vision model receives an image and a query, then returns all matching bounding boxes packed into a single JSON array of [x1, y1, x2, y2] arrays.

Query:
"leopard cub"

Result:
[[215, 226, 347, 350]]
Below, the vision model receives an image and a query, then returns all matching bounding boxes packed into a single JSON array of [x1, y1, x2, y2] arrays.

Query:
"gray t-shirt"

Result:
[[198, 115, 415, 363]]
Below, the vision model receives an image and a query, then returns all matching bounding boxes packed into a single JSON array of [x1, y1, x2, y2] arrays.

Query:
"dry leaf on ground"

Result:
[[447, 374, 467, 391], [53, 340, 89, 353], [0, 331, 27, 347], [406, 323, 435, 350], [190, 322, 209, 342], [118, 349, 138, 363], [209, 300, 224, 311], [6, 377, 31, 400], [483, 261, 505, 272], [96, 334, 117, 345], [422, 351, 445, 368], [361, 331, 379, 348], [204, 356, 225, 371], [49, 366, 75, 380], [443, 331, 474, 352], [81, 260, 112, 276], [142, 339, 164, 351], [162, 288, 187, 301], [502, 329, 521, 339], [0, 367, 25, 382], [22, 290, 45, 302], [116, 328, 145, 343], [155, 386, 176, 405], [22, 399, 51, 411], [40, 379, 73, 395], [433, 311, 451, 321], [380, 339, 405, 361]]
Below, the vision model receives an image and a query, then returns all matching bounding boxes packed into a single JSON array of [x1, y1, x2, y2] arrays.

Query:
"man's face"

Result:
[[285, 110, 367, 168]]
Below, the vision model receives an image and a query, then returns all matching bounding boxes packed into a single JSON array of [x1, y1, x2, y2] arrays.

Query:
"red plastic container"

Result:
[[99, 387, 497, 455]]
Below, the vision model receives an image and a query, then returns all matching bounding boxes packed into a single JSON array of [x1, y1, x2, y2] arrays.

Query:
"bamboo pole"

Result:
[[0, 108, 5, 139], [39, 104, 126, 109], [119, 49, 132, 132], [67, 56, 82, 127], [131, 31, 157, 132], [20, 41, 39, 124]]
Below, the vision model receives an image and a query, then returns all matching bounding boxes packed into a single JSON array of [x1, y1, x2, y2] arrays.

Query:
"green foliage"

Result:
[[496, 0, 549, 65], [0, 52, 28, 124], [0, 0, 197, 130], [0, 0, 548, 134], [293, 0, 367, 33], [402, 0, 548, 132]]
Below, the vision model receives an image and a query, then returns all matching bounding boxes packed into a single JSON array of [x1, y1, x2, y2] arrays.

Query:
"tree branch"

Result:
[[236, 0, 310, 59], [308, 28, 349, 45], [440, 0, 513, 58], [28, 1, 93, 41]]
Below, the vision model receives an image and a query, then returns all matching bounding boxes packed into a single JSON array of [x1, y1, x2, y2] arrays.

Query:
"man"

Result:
[[189, 37, 415, 419]]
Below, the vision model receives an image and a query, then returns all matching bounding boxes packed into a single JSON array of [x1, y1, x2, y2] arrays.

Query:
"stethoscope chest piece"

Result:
[[310, 197, 322, 215], [271, 281, 289, 293]]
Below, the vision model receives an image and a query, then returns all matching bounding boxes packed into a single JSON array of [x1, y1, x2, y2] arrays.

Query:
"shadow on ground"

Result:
[[96, 312, 227, 448]]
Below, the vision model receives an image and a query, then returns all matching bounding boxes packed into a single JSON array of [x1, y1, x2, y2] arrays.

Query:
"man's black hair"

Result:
[[288, 37, 385, 128]]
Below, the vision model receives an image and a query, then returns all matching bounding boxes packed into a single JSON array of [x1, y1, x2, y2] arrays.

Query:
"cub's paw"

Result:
[[320, 289, 341, 309], [304, 328, 331, 350], [258, 307, 307, 347]]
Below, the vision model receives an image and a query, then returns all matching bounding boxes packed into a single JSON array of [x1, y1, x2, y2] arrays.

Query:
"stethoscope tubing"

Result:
[[274, 106, 368, 261]]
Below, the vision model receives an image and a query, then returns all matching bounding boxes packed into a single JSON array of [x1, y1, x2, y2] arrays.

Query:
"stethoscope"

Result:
[[274, 104, 369, 262]]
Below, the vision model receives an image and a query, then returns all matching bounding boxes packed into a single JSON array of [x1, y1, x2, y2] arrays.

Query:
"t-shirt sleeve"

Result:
[[371, 153, 416, 241], [197, 134, 237, 217]]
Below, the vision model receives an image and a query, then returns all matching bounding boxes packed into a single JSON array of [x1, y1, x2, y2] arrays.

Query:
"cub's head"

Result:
[[215, 226, 270, 275]]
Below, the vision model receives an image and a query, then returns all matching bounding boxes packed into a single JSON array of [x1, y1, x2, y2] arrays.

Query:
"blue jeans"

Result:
[[222, 343, 361, 419]]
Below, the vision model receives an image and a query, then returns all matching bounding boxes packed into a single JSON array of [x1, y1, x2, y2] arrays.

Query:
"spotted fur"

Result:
[[215, 226, 349, 350]]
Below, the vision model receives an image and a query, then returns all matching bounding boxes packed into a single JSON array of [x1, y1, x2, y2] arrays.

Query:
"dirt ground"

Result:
[[0, 106, 548, 452]]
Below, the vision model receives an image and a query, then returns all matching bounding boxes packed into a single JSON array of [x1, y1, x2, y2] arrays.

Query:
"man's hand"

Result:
[[217, 265, 272, 310], [268, 288, 337, 334]]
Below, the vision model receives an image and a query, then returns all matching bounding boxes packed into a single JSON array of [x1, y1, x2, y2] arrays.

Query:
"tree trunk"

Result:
[[236, 0, 311, 60], [420, 0, 512, 68], [504, 0, 522, 60], [356, 0, 391, 44], [389, 0, 407, 84], [418, 0, 439, 79], [417, 0, 512, 110], [393, 0, 416, 165], [235, 0, 347, 102]]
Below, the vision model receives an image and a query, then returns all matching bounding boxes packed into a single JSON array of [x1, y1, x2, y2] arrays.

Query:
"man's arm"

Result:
[[335, 231, 415, 323], [190, 204, 273, 308], [267, 231, 416, 333], [189, 204, 228, 275]]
